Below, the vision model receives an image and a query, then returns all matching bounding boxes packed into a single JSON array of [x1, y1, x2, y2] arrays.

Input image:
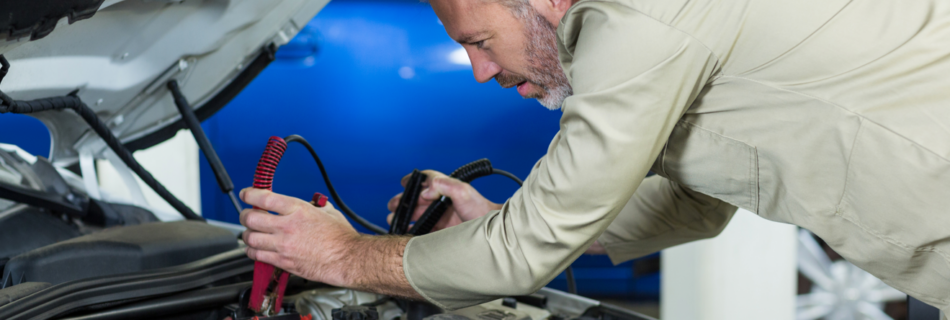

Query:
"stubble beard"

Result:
[[522, 8, 572, 110], [494, 5, 573, 110]]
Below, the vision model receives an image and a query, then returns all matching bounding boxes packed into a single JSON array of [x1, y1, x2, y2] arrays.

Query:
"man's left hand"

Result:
[[239, 188, 359, 287]]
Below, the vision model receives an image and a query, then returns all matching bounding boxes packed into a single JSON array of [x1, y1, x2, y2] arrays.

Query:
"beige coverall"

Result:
[[404, 0, 950, 312]]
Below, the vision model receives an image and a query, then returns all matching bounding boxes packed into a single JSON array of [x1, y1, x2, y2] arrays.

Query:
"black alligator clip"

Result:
[[389, 169, 427, 235]]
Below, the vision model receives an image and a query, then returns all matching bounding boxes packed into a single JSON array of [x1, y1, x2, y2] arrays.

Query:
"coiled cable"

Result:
[[248, 136, 292, 314], [407, 159, 494, 235]]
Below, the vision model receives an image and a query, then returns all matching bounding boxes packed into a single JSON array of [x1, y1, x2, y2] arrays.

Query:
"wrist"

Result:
[[340, 235, 411, 292]]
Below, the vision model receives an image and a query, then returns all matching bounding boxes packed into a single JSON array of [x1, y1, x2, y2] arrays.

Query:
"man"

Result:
[[239, 0, 950, 313]]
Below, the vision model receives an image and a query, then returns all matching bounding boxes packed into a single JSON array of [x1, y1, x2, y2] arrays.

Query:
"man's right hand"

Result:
[[387, 169, 502, 232]]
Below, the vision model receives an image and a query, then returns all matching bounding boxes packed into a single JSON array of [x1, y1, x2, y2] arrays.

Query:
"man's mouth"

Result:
[[515, 81, 530, 96]]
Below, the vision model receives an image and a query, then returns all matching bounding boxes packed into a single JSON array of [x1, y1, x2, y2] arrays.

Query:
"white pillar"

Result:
[[661, 209, 797, 320], [97, 129, 201, 220]]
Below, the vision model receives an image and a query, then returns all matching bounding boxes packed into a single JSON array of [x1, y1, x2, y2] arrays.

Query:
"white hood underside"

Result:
[[0, 0, 329, 167]]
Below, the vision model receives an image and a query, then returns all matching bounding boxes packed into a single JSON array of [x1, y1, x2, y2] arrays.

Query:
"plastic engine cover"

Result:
[[1, 220, 237, 288]]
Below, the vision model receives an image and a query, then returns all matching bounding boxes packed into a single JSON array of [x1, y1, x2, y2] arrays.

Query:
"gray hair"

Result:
[[424, 0, 534, 18], [487, 0, 534, 19]]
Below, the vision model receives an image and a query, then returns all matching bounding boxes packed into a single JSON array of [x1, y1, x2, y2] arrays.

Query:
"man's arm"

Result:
[[239, 167, 511, 301], [402, 2, 721, 310], [239, 188, 422, 300]]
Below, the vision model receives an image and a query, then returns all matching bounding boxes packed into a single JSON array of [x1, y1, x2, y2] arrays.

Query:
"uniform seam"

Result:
[[835, 211, 950, 305], [677, 120, 760, 212], [734, 0, 855, 76], [722, 76, 950, 164], [834, 119, 864, 211], [402, 237, 450, 310], [750, 146, 759, 212]]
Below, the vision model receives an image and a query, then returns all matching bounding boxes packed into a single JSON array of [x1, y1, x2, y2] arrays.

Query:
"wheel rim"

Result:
[[797, 229, 906, 320]]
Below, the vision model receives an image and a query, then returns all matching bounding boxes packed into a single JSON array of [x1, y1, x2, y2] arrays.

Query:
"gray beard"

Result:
[[520, 6, 572, 110]]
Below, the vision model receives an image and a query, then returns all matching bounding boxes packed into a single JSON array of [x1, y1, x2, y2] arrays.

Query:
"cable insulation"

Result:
[[283, 135, 388, 234]]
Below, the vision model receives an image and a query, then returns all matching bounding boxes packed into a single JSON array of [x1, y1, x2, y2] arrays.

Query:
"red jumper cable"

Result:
[[248, 136, 290, 316], [247, 136, 331, 317]]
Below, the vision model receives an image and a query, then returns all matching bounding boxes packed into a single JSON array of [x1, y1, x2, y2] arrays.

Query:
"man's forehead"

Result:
[[430, 0, 508, 43]]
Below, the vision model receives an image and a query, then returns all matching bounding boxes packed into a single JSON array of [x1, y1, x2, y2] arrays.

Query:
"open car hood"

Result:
[[0, 0, 329, 167]]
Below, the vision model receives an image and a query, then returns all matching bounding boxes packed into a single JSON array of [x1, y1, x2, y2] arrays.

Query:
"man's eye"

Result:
[[475, 40, 486, 49]]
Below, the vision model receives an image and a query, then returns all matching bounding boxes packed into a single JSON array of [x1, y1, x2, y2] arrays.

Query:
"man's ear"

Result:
[[532, 0, 575, 26], [549, 0, 575, 13]]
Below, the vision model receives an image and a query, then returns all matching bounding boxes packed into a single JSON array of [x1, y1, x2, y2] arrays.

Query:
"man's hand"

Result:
[[387, 170, 503, 231], [240, 188, 421, 299]]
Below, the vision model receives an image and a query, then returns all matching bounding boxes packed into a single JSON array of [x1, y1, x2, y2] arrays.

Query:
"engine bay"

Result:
[[0, 145, 655, 320]]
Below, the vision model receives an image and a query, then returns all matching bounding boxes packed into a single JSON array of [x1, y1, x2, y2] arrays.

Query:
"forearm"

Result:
[[342, 235, 423, 300]]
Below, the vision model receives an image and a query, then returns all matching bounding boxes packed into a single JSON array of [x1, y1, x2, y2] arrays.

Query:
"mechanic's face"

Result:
[[431, 0, 572, 110]]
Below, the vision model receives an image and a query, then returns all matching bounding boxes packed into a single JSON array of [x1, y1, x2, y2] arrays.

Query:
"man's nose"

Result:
[[468, 50, 502, 83]]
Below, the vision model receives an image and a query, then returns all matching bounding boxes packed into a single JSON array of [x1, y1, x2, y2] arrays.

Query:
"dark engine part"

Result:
[[0, 205, 82, 260], [86, 199, 161, 227], [333, 305, 380, 320], [0, 0, 105, 41], [578, 304, 657, 320], [0, 248, 252, 320], [1, 220, 236, 288], [405, 301, 444, 320], [57, 282, 250, 320], [0, 282, 49, 307]]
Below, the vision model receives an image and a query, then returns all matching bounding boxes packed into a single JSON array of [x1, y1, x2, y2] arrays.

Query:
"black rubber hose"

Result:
[[0, 55, 9, 85], [59, 282, 250, 320], [283, 134, 388, 234], [167, 80, 242, 215], [565, 267, 577, 295], [450, 159, 493, 182], [492, 169, 523, 185], [0, 90, 204, 221]]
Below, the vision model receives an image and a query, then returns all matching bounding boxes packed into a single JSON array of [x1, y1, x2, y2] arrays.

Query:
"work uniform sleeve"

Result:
[[598, 175, 737, 264], [403, 2, 720, 310]]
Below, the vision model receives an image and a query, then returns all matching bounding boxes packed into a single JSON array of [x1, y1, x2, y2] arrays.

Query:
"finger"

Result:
[[241, 188, 304, 216], [420, 170, 449, 188], [421, 176, 467, 200], [388, 193, 403, 212], [387, 212, 394, 225], [246, 247, 281, 266], [403, 170, 448, 189], [241, 209, 281, 233], [243, 231, 279, 251]]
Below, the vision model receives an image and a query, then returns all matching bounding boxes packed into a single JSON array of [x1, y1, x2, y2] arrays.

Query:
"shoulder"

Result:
[[557, 0, 691, 55]]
